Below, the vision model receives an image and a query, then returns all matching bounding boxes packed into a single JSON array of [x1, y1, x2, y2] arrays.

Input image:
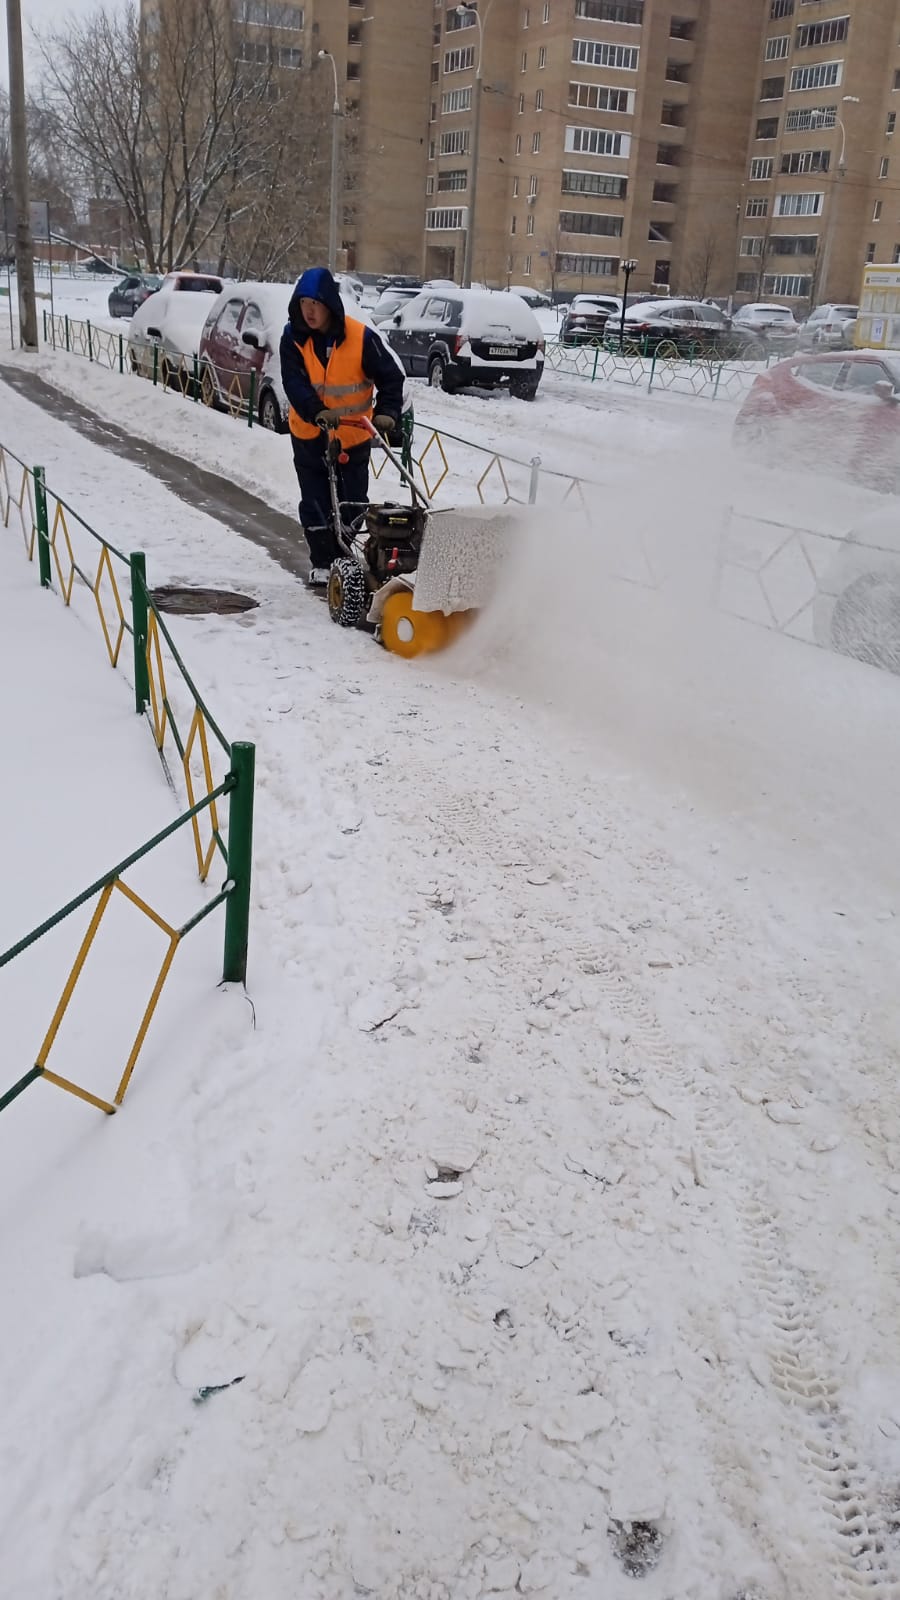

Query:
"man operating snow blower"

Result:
[[280, 266, 404, 585]]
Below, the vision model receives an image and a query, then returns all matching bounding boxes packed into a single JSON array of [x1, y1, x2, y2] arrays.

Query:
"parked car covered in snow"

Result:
[[560, 294, 622, 346], [370, 286, 424, 324], [107, 272, 162, 319], [384, 288, 545, 399], [197, 280, 412, 431], [733, 349, 900, 494], [797, 303, 859, 351], [605, 298, 764, 359], [731, 302, 799, 353], [508, 285, 552, 309], [127, 271, 225, 383]]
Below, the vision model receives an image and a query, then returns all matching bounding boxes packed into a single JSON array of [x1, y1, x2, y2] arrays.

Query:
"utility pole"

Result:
[[6, 0, 38, 349], [318, 50, 341, 274], [457, 1, 493, 290]]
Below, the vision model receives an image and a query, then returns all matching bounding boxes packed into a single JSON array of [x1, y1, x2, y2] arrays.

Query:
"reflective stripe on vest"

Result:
[[289, 316, 374, 450]]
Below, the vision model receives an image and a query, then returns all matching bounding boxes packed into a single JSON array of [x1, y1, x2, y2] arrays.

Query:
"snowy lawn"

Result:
[[2, 365, 900, 1599]]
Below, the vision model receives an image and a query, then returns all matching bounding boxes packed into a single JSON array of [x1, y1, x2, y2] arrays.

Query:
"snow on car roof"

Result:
[[457, 289, 542, 336], [740, 303, 794, 315]]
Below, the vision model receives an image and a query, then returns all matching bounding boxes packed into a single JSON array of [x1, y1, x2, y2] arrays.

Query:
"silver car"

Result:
[[732, 302, 799, 351], [798, 303, 859, 351]]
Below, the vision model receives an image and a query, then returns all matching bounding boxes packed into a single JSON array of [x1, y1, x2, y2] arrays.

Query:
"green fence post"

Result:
[[192, 353, 199, 400], [713, 362, 723, 400], [87, 320, 93, 362], [119, 333, 124, 375], [223, 741, 256, 985], [591, 346, 599, 382], [33, 467, 53, 587], [248, 368, 256, 428], [64, 315, 70, 352], [130, 552, 150, 714], [152, 344, 159, 387], [42, 309, 47, 342], [648, 350, 657, 393]]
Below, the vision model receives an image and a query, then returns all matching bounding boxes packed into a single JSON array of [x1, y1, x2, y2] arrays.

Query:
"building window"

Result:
[[766, 35, 790, 60], [796, 17, 849, 49], [750, 157, 773, 180], [775, 191, 822, 216], [559, 210, 624, 236], [430, 101, 437, 122], [511, 214, 517, 233], [542, 2, 550, 19], [769, 0, 793, 16], [888, 113, 897, 136], [649, 220, 672, 242], [425, 207, 467, 230], [736, 273, 758, 292], [569, 83, 634, 114], [894, 69, 900, 91], [873, 199, 883, 221], [565, 125, 631, 157], [665, 60, 690, 83], [539, 45, 546, 66], [441, 87, 472, 112], [656, 144, 680, 165], [518, 92, 525, 112], [769, 235, 817, 257], [556, 252, 620, 276], [562, 169, 628, 197], [515, 133, 522, 154], [574, 0, 643, 21], [523, 5, 529, 25], [513, 176, 520, 197], [234, 2, 304, 25], [532, 131, 541, 152], [763, 273, 811, 297], [433, 22, 441, 43], [670, 18, 695, 40], [535, 88, 543, 109], [572, 39, 639, 70], [426, 175, 435, 195], [524, 254, 532, 274], [654, 260, 670, 285], [881, 157, 890, 179], [521, 50, 527, 71], [866, 243, 876, 264], [439, 128, 470, 154], [443, 45, 475, 72], [756, 118, 779, 140], [760, 77, 784, 101], [431, 61, 439, 82], [437, 168, 468, 191], [429, 139, 436, 158], [529, 173, 539, 195], [661, 103, 686, 127], [746, 195, 769, 217], [789, 61, 843, 93], [780, 149, 830, 174], [740, 236, 765, 256], [785, 105, 835, 133], [445, 6, 476, 29], [527, 214, 535, 234]]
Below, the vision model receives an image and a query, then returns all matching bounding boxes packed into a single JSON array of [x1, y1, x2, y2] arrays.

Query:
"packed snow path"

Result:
[[2, 368, 900, 1600]]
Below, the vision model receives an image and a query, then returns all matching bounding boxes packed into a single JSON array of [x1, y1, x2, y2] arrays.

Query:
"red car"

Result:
[[734, 350, 900, 494]]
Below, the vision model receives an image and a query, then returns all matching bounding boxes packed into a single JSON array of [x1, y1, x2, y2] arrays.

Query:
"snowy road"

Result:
[[3, 359, 900, 1600]]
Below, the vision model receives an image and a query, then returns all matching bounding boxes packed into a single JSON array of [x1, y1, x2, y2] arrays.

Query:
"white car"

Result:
[[732, 302, 799, 350], [196, 279, 412, 431], [127, 270, 225, 384], [798, 303, 859, 352]]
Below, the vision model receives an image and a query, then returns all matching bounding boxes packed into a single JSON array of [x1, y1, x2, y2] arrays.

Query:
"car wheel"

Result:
[[510, 379, 539, 401], [199, 363, 217, 408], [744, 339, 767, 362], [428, 356, 452, 391], [831, 572, 900, 676], [259, 387, 285, 432]]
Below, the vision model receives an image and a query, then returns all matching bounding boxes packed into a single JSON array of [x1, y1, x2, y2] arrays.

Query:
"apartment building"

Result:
[[737, 0, 900, 308]]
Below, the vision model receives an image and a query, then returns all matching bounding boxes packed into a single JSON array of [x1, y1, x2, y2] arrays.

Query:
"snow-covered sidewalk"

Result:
[[3, 369, 900, 1600]]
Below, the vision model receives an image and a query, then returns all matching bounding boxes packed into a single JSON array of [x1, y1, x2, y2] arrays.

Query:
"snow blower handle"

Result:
[[339, 413, 433, 511]]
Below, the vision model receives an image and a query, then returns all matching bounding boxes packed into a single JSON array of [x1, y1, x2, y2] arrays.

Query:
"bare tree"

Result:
[[682, 227, 719, 300], [35, 0, 328, 274]]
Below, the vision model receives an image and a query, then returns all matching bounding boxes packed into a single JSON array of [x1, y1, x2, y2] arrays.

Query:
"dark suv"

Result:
[[604, 299, 763, 360], [386, 288, 545, 399]]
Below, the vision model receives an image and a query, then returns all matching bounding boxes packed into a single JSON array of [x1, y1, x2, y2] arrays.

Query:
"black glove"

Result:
[[373, 413, 397, 438], [315, 409, 341, 430]]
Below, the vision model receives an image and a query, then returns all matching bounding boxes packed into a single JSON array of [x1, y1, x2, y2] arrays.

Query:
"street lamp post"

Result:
[[815, 95, 860, 305], [6, 0, 38, 349], [318, 50, 341, 274], [620, 258, 638, 348], [456, 1, 493, 289]]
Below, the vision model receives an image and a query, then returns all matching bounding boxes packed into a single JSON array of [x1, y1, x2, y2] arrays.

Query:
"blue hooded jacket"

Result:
[[279, 266, 403, 434]]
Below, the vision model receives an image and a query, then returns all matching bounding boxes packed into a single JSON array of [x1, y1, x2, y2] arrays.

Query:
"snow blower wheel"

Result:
[[327, 558, 368, 627], [380, 589, 451, 658]]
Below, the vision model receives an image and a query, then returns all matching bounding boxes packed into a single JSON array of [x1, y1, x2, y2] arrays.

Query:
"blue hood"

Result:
[[289, 266, 346, 334]]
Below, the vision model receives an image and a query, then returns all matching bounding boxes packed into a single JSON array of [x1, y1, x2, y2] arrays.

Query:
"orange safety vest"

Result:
[[289, 316, 374, 450]]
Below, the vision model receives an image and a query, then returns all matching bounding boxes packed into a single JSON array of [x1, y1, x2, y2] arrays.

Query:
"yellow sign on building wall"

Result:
[[856, 265, 900, 350]]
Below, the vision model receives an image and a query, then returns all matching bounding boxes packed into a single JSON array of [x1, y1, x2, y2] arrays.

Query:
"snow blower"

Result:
[[320, 414, 517, 657]]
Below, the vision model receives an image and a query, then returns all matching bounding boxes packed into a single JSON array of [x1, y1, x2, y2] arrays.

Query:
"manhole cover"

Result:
[[151, 586, 259, 616]]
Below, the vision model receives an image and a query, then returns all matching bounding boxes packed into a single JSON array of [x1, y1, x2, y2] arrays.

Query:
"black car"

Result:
[[108, 272, 162, 319], [603, 299, 763, 360], [386, 289, 545, 399], [560, 294, 622, 346], [375, 273, 423, 297]]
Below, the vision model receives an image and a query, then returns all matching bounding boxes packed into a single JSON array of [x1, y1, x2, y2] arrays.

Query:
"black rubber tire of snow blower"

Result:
[[327, 558, 368, 627]]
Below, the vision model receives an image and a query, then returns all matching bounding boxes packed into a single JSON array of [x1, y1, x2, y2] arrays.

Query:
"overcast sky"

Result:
[[3, 0, 99, 84]]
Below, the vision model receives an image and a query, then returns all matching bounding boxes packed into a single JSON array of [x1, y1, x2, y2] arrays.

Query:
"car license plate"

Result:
[[489, 345, 517, 358]]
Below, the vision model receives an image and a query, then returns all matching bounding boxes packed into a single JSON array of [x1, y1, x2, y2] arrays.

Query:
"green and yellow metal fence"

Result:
[[0, 442, 255, 1120]]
